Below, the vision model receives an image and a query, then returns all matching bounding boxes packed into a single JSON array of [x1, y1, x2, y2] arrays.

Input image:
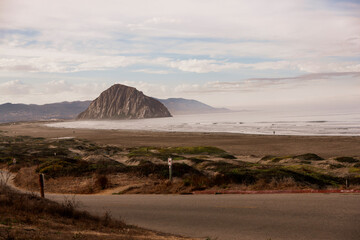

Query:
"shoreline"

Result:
[[44, 118, 360, 137], [3, 119, 360, 137], [1, 121, 360, 158]]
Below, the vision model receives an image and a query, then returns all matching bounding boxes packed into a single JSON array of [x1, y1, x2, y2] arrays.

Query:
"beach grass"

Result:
[[1, 133, 359, 193]]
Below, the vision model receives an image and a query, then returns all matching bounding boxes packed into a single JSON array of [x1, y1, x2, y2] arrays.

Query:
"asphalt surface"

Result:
[[2, 171, 359, 239], [47, 193, 360, 240]]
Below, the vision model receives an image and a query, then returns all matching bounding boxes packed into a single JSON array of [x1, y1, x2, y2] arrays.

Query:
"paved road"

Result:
[[2, 172, 359, 239], [47, 193, 360, 240]]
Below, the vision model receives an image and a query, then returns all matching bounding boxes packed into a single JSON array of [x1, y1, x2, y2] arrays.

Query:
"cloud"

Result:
[[166, 59, 360, 74], [0, 80, 114, 104], [174, 71, 360, 94], [133, 69, 170, 74], [44, 80, 72, 93], [249, 72, 360, 81], [1, 0, 359, 75], [119, 81, 169, 97], [165, 59, 295, 73], [0, 0, 360, 110], [0, 80, 30, 95], [168, 59, 224, 73], [0, 53, 148, 73]]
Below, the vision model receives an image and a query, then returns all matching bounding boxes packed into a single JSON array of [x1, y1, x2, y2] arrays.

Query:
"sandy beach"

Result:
[[1, 121, 359, 158]]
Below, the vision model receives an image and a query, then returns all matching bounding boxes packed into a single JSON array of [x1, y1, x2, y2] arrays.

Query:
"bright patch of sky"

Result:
[[0, 0, 359, 112]]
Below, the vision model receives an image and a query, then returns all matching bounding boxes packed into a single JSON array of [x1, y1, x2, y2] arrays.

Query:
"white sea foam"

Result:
[[45, 111, 360, 136]]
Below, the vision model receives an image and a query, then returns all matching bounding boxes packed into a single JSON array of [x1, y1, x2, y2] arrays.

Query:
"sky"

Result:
[[0, 0, 359, 112]]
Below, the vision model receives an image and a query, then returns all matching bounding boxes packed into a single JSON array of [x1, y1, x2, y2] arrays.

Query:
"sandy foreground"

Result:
[[1, 121, 360, 158]]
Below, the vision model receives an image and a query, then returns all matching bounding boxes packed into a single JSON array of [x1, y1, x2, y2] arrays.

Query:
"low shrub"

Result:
[[335, 157, 359, 163], [261, 155, 292, 162], [204, 161, 240, 172], [129, 161, 202, 179], [213, 165, 342, 188], [330, 164, 344, 169], [349, 167, 360, 173], [183, 174, 211, 190], [354, 163, 360, 168], [218, 153, 236, 159], [36, 158, 126, 178], [159, 146, 226, 155], [261, 155, 275, 161], [293, 153, 323, 161], [189, 158, 206, 164], [95, 174, 109, 189]]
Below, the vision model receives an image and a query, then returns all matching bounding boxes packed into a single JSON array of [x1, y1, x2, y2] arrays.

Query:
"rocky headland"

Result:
[[77, 84, 172, 120]]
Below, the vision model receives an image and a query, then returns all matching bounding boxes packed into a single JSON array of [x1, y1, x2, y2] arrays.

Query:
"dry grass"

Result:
[[2, 133, 359, 194], [13, 167, 115, 194], [250, 177, 301, 190], [0, 184, 195, 240]]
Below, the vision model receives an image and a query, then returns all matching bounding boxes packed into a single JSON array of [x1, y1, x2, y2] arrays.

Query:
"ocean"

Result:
[[45, 110, 360, 136]]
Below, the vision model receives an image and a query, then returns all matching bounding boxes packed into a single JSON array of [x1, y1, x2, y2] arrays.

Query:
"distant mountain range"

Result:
[[0, 101, 91, 123], [158, 98, 230, 115], [0, 93, 230, 123]]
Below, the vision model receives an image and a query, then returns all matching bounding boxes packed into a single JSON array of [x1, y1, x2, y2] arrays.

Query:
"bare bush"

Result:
[[0, 169, 12, 186], [95, 174, 109, 190]]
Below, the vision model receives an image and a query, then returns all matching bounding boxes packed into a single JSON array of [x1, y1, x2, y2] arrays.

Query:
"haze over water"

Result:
[[47, 110, 360, 136]]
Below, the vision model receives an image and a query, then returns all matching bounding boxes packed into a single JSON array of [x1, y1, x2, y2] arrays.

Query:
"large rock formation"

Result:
[[77, 84, 172, 120]]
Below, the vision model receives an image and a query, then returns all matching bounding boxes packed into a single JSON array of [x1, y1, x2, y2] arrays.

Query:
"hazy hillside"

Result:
[[158, 98, 230, 115], [0, 101, 91, 123]]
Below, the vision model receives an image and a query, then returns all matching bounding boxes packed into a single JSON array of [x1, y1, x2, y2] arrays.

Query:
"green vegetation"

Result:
[[293, 153, 324, 161], [128, 146, 230, 162], [271, 156, 291, 163], [354, 163, 360, 168], [1, 133, 359, 192], [335, 157, 359, 163], [188, 157, 207, 164], [213, 165, 342, 188], [36, 158, 126, 178], [217, 153, 236, 159], [203, 160, 249, 172], [349, 167, 360, 173], [261, 155, 292, 163], [261, 153, 324, 163], [330, 163, 344, 169], [160, 146, 225, 155], [130, 161, 202, 179]]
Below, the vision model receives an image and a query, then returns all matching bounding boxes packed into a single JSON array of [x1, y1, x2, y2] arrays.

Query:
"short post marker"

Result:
[[168, 157, 172, 182], [39, 174, 45, 198]]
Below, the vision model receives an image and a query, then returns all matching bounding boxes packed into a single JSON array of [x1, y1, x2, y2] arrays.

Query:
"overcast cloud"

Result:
[[0, 0, 359, 110]]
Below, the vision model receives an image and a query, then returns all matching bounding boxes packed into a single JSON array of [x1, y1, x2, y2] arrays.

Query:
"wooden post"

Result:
[[169, 164, 172, 182], [168, 157, 172, 182], [39, 174, 45, 198]]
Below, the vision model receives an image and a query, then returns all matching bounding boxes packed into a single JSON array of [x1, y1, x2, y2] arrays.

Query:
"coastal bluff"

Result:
[[77, 84, 172, 120]]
